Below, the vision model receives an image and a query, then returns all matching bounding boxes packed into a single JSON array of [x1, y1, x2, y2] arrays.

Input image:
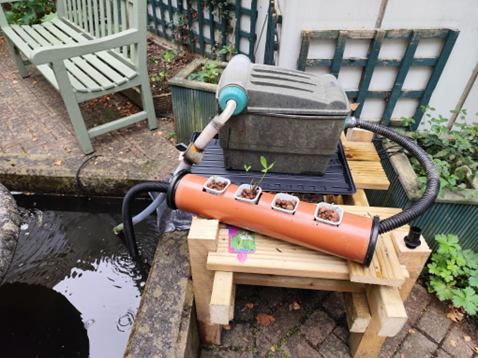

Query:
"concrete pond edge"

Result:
[[0, 183, 21, 283]]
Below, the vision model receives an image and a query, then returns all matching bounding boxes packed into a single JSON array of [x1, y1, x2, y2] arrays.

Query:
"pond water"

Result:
[[0, 202, 159, 358]]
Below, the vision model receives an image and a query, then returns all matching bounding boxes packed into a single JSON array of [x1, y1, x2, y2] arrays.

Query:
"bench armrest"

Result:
[[30, 28, 139, 65]]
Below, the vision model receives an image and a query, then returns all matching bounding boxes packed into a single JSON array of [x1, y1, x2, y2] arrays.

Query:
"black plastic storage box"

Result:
[[218, 64, 350, 175]]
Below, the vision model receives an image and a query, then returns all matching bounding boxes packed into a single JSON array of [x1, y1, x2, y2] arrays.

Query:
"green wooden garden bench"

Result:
[[0, 0, 157, 154]]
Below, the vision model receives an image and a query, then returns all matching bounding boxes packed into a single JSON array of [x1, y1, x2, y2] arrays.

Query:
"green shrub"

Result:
[[3, 0, 56, 25], [425, 234, 478, 315], [400, 106, 478, 199]]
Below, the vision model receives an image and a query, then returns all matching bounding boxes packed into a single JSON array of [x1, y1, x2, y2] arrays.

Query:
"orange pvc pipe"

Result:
[[175, 174, 375, 264]]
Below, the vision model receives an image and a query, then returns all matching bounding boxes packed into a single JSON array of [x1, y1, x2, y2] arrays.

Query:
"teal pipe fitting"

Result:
[[218, 86, 247, 115]]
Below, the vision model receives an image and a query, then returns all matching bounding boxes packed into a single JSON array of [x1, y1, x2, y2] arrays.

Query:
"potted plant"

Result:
[[367, 106, 478, 251], [235, 156, 274, 204], [169, 58, 229, 144], [271, 194, 300, 214], [203, 175, 231, 196], [314, 203, 343, 226]]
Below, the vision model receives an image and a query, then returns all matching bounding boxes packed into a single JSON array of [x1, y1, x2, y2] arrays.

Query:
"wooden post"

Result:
[[391, 230, 431, 302], [366, 285, 408, 337], [188, 217, 221, 344], [210, 271, 234, 325], [343, 292, 371, 333], [349, 322, 386, 358]]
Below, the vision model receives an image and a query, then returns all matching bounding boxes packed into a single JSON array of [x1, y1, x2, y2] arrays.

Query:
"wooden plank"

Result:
[[331, 30, 347, 78], [248, 0, 257, 59], [346, 128, 374, 143], [343, 292, 371, 333], [366, 285, 407, 337], [348, 233, 406, 287], [229, 284, 236, 321], [344, 189, 369, 207], [233, 273, 366, 293], [87, 111, 148, 137], [411, 29, 459, 130], [349, 323, 386, 358], [207, 254, 350, 280], [297, 30, 311, 72], [381, 30, 420, 127], [391, 229, 431, 302], [348, 161, 389, 190], [343, 142, 380, 161], [188, 217, 222, 344], [210, 271, 234, 325]]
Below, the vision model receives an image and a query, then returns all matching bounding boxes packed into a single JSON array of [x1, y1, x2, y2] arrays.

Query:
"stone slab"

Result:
[[416, 299, 451, 343], [124, 230, 198, 358], [0, 183, 21, 282], [282, 333, 321, 358], [0, 153, 171, 196], [299, 310, 335, 346], [393, 330, 437, 358]]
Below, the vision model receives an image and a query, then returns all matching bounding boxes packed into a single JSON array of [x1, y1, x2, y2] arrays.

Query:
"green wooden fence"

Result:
[[297, 29, 459, 130], [146, 0, 257, 61]]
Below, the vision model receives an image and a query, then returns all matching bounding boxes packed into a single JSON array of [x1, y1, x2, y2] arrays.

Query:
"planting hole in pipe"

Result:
[[203, 176, 231, 196], [234, 184, 263, 205], [271, 193, 300, 215], [314, 203, 344, 226]]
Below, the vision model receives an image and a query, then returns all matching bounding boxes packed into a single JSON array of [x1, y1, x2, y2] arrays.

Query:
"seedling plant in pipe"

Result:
[[235, 156, 274, 204]]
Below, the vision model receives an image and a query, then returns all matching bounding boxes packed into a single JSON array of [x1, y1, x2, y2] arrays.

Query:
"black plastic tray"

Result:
[[189, 132, 356, 195]]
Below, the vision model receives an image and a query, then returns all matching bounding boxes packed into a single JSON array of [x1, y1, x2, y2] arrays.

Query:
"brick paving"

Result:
[[0, 36, 177, 169], [1, 36, 478, 358], [199, 284, 478, 358]]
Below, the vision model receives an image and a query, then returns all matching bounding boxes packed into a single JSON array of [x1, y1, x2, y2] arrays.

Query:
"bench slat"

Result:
[[11, 25, 41, 50], [31, 24, 93, 92], [43, 21, 115, 90], [52, 18, 136, 82], [2, 27, 33, 57], [21, 25, 52, 47]]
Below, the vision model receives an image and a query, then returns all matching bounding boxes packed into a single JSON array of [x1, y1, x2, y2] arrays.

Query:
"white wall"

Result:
[[270, 0, 478, 126]]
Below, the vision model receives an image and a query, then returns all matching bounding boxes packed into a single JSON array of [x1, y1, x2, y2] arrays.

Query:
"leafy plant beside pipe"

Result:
[[424, 234, 478, 315], [243, 156, 274, 198]]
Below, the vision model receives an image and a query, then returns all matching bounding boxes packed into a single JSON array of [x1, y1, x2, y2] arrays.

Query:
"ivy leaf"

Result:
[[452, 287, 478, 315]]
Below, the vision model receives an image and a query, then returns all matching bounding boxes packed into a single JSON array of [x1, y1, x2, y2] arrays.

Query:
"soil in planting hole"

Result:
[[274, 198, 297, 211], [317, 207, 340, 222], [207, 179, 228, 191], [0, 207, 159, 358], [239, 188, 259, 200]]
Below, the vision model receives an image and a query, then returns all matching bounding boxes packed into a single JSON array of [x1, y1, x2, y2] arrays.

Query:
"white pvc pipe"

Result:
[[114, 100, 238, 235], [194, 100, 237, 150]]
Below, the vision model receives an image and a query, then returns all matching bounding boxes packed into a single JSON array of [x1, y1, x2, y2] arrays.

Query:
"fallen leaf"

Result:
[[158, 131, 163, 135], [400, 354, 405, 358], [32, 137, 38, 142], [94, 162, 98, 165], [241, 303, 253, 312], [351, 103, 360, 111], [409, 328, 415, 334], [271, 347, 275, 352], [12, 80, 17, 84], [66, 150, 71, 153], [54, 160, 62, 166], [242, 337, 249, 343], [256, 313, 275, 327], [222, 324, 230, 330], [165, 251, 169, 255], [33, 81, 38, 84], [289, 299, 301, 311], [472, 347, 478, 354], [136, 124, 141, 128], [464, 336, 471, 342], [450, 339, 456, 348]]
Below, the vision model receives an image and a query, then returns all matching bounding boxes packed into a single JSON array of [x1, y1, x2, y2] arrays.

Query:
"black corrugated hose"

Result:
[[351, 118, 440, 234], [122, 182, 169, 257]]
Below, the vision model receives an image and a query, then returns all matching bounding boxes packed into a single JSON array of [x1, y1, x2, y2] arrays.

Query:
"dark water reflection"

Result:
[[1, 208, 160, 358]]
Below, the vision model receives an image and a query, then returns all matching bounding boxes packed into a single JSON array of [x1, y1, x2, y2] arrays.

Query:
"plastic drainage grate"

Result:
[[189, 132, 356, 195]]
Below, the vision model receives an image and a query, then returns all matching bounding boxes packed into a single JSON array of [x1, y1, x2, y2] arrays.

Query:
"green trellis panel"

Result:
[[297, 28, 459, 130], [147, 0, 257, 61]]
